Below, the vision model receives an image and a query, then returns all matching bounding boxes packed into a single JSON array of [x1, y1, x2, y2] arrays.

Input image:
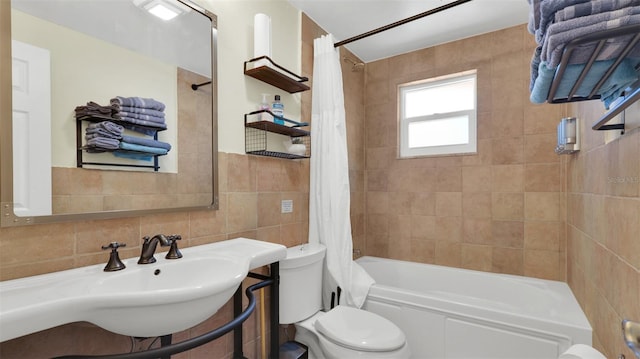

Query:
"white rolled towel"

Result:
[[559, 344, 606, 359]]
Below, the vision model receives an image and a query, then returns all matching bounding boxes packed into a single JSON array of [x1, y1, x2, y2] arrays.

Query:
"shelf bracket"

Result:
[[592, 84, 639, 132]]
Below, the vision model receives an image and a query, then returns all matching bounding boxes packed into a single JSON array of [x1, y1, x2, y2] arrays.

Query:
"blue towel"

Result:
[[530, 58, 640, 108], [113, 151, 153, 162], [121, 135, 172, 151], [119, 141, 168, 155], [111, 96, 166, 111]]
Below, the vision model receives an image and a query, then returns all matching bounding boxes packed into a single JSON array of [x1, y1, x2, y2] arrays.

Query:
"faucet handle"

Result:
[[102, 242, 126, 250], [166, 235, 183, 259], [101, 242, 126, 272]]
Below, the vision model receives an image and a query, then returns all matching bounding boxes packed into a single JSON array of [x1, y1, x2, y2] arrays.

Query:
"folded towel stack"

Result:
[[110, 96, 167, 136], [83, 121, 124, 152], [75, 101, 119, 122], [76, 97, 172, 162], [527, 0, 640, 108]]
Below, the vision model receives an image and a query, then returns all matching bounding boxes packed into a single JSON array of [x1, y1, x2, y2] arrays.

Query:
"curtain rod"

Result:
[[334, 0, 473, 48]]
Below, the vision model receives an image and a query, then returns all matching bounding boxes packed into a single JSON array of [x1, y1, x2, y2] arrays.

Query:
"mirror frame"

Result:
[[0, 0, 219, 227]]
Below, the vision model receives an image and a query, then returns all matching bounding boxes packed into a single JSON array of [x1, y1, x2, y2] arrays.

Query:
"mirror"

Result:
[[0, 0, 218, 226]]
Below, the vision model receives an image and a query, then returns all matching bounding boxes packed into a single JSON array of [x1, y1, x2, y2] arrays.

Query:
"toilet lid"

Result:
[[314, 306, 406, 352]]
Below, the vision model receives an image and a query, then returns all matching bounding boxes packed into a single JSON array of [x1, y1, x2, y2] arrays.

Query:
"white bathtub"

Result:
[[356, 256, 591, 359]]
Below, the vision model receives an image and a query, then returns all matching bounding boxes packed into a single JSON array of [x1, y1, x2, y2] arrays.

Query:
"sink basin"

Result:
[[85, 254, 244, 337], [0, 238, 286, 342]]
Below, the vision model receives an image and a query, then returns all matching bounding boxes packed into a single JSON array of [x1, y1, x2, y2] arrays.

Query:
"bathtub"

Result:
[[356, 256, 591, 359]]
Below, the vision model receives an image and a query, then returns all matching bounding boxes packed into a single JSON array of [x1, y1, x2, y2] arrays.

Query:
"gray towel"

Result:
[[530, 46, 543, 91], [119, 106, 165, 118], [110, 96, 166, 111], [118, 111, 166, 124], [535, 0, 592, 44], [543, 12, 640, 68], [555, 0, 640, 22], [85, 128, 122, 139], [118, 116, 168, 130], [527, 0, 542, 35], [87, 121, 124, 136], [86, 137, 120, 150]]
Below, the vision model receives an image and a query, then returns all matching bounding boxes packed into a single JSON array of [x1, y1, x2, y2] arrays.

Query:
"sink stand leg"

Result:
[[232, 263, 279, 359], [160, 335, 172, 359], [270, 262, 279, 359], [233, 285, 247, 359]]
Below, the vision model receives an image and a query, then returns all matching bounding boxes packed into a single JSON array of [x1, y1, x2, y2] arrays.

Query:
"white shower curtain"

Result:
[[308, 34, 374, 309]]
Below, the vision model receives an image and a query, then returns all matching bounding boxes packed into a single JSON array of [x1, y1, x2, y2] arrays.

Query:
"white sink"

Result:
[[85, 254, 244, 337], [0, 238, 286, 342]]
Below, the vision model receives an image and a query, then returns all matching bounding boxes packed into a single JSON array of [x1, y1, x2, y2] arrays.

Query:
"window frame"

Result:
[[398, 70, 477, 158]]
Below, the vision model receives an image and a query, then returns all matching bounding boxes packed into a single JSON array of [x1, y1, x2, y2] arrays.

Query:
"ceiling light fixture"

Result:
[[133, 0, 183, 21]]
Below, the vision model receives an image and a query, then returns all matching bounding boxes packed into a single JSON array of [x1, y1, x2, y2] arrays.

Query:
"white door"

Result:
[[12, 40, 52, 216]]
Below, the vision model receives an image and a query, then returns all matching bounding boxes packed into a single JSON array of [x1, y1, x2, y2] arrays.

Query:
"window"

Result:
[[399, 70, 477, 158]]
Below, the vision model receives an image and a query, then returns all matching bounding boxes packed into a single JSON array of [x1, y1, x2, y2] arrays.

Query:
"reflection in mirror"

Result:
[[1, 0, 218, 226]]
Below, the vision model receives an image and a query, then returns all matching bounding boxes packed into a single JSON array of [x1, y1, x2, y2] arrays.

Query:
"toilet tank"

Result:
[[278, 243, 326, 324]]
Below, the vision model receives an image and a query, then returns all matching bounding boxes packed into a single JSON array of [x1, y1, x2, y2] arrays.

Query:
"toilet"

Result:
[[279, 243, 411, 359]]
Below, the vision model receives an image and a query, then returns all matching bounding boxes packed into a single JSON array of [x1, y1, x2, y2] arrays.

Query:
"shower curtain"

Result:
[[308, 34, 374, 309]]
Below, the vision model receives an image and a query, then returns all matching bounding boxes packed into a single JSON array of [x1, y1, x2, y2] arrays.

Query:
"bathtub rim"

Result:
[[356, 255, 592, 345]]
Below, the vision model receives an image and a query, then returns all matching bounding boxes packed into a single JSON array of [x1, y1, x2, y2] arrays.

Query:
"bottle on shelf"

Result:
[[271, 95, 285, 125], [259, 93, 272, 122]]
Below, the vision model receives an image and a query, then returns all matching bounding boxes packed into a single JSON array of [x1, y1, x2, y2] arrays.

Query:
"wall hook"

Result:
[[191, 81, 212, 90]]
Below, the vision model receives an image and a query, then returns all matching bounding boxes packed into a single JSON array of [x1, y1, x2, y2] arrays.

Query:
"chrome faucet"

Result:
[[137, 234, 171, 264]]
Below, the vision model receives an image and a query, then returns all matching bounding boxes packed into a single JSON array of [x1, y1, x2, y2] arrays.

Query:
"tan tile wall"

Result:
[[363, 24, 567, 280], [566, 101, 640, 358], [0, 152, 310, 358]]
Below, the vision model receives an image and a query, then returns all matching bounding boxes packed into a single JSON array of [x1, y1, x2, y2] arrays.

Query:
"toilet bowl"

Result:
[[279, 244, 410, 359]]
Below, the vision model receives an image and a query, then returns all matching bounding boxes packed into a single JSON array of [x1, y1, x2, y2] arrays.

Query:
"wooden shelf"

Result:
[[244, 56, 310, 93], [245, 150, 308, 159], [244, 111, 310, 159], [245, 120, 309, 137]]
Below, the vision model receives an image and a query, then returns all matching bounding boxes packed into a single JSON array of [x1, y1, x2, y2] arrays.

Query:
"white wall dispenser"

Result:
[[555, 117, 580, 155]]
